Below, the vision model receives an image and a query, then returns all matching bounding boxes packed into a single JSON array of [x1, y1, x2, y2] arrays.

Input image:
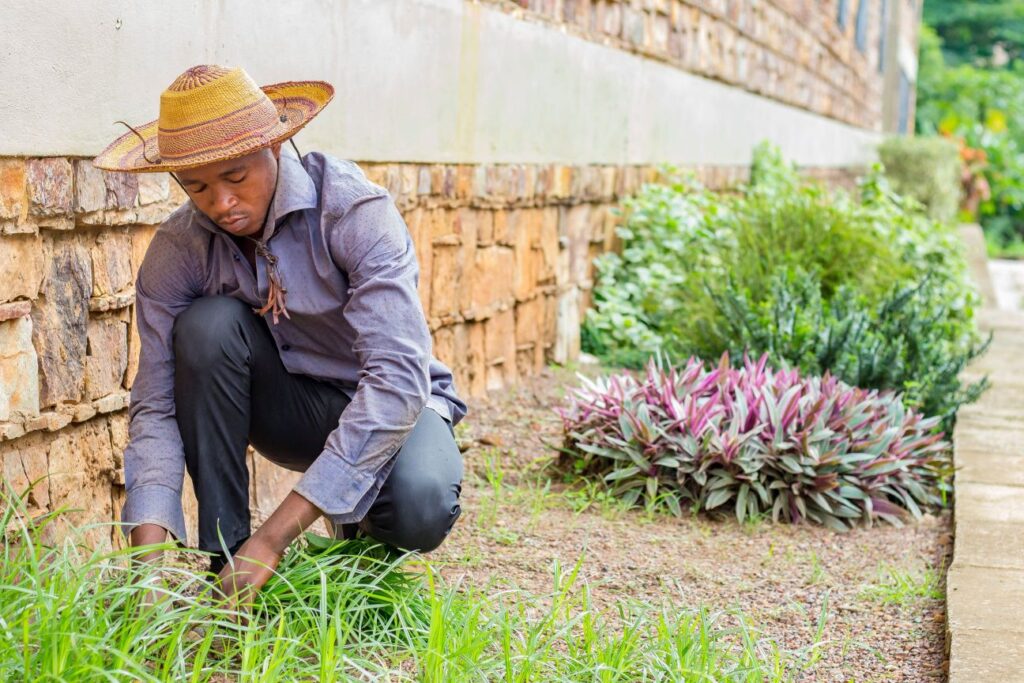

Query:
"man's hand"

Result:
[[214, 490, 323, 609], [215, 535, 282, 610]]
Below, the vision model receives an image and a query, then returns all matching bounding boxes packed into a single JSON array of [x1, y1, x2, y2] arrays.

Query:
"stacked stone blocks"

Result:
[[0, 153, 687, 545]]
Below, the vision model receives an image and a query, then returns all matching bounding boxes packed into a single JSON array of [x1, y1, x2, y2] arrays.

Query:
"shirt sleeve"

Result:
[[292, 192, 432, 519], [118, 230, 201, 543]]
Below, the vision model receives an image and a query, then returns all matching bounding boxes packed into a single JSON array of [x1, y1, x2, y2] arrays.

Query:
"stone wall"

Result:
[[2, 153, 794, 546], [484, 0, 890, 130]]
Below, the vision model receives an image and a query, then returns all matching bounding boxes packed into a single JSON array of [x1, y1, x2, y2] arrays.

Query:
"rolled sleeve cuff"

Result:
[[119, 483, 187, 544], [293, 450, 380, 525]]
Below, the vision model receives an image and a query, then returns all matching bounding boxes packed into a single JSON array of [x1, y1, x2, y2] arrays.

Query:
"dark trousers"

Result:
[[171, 296, 463, 567]]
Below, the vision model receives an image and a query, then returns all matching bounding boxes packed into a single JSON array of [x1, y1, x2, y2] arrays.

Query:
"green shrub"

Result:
[[878, 136, 962, 224], [583, 143, 988, 427]]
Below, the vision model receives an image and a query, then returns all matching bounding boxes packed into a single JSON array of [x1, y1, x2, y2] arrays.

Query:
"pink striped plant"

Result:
[[556, 354, 950, 530]]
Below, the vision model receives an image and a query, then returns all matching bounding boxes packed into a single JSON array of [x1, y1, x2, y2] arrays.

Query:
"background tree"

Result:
[[923, 0, 1024, 66]]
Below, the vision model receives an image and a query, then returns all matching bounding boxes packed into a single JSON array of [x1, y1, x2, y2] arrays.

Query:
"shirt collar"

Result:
[[190, 146, 318, 240]]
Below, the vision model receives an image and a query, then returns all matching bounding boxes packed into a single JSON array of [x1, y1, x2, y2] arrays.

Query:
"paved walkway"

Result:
[[947, 226, 1024, 680]]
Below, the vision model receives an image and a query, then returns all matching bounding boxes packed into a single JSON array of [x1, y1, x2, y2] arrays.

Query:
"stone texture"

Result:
[[468, 245, 515, 316], [26, 158, 73, 229], [0, 233, 46, 303], [466, 321, 487, 397], [73, 159, 106, 213], [85, 317, 128, 400], [484, 307, 517, 390], [90, 230, 133, 296], [104, 171, 139, 210], [430, 245, 460, 321], [31, 238, 92, 407], [2, 431, 50, 513], [953, 423, 1024, 459], [47, 419, 115, 548], [0, 159, 27, 230], [0, 316, 39, 421], [0, 300, 31, 322], [137, 173, 170, 205]]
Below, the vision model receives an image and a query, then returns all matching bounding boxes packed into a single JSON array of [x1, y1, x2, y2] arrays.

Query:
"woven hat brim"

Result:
[[93, 80, 335, 173]]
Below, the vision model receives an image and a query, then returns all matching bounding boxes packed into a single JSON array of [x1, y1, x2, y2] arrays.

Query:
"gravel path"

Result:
[[433, 365, 951, 682]]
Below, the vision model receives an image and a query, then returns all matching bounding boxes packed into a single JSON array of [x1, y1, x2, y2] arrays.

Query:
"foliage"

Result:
[[858, 564, 945, 606], [583, 144, 987, 426], [922, 0, 1024, 66], [878, 135, 961, 224], [557, 353, 952, 531], [0, 482, 806, 681], [916, 24, 1024, 252]]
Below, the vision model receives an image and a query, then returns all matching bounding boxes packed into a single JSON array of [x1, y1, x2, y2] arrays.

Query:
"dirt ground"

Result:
[[433, 364, 952, 682]]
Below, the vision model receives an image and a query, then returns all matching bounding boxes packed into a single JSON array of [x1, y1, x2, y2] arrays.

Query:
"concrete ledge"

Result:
[[953, 519, 1024, 571], [954, 482, 1024, 524], [956, 452, 1024, 488], [947, 565, 1024, 634], [948, 309, 1024, 680], [949, 629, 1024, 681], [954, 427, 1024, 462]]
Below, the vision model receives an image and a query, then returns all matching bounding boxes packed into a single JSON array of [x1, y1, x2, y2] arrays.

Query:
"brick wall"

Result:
[[485, 0, 890, 130]]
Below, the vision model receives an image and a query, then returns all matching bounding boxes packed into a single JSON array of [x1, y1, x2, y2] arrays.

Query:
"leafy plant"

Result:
[[557, 353, 952, 531], [583, 144, 987, 426]]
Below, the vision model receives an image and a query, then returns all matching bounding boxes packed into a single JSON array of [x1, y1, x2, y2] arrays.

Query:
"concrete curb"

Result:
[[947, 227, 1024, 681]]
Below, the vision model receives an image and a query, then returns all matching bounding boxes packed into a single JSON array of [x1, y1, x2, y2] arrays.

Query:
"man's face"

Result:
[[175, 143, 282, 237]]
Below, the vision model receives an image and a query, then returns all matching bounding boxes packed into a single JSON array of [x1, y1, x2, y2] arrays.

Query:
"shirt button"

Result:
[[232, 254, 240, 262], [281, 344, 291, 351]]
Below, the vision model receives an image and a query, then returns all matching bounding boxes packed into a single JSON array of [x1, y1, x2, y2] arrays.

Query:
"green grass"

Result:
[[2, 483, 815, 681], [858, 563, 944, 606]]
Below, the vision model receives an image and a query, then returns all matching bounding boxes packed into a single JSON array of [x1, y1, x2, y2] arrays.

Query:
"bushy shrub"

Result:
[[557, 354, 951, 531], [583, 143, 988, 427], [878, 136, 961, 224]]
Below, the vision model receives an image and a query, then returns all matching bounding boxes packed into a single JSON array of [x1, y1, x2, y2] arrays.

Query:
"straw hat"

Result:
[[93, 64, 334, 173]]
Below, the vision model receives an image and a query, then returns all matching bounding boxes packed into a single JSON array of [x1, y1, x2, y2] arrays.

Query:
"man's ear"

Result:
[[270, 142, 283, 160]]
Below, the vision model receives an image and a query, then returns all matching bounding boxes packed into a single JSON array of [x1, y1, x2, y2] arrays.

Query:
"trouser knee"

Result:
[[172, 296, 255, 371]]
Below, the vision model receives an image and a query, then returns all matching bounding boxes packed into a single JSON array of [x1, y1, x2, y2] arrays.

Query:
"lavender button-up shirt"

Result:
[[121, 148, 467, 543]]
